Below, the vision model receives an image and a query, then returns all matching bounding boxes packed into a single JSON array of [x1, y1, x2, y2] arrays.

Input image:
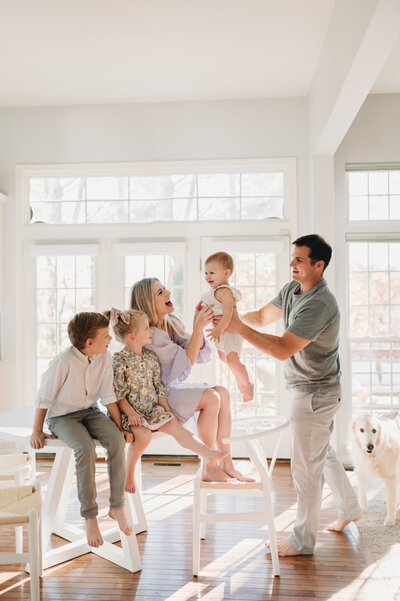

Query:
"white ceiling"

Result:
[[0, 0, 336, 106], [0, 0, 398, 108]]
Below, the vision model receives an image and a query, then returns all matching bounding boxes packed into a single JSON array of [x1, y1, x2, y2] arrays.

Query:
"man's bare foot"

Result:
[[109, 507, 133, 536], [328, 515, 363, 532], [202, 464, 233, 482], [221, 461, 255, 482], [265, 538, 306, 556], [125, 474, 136, 494], [205, 449, 228, 467], [85, 517, 103, 547], [243, 383, 254, 403]]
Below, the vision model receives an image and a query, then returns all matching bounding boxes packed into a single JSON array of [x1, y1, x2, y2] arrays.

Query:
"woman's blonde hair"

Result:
[[103, 309, 147, 344], [130, 278, 186, 339]]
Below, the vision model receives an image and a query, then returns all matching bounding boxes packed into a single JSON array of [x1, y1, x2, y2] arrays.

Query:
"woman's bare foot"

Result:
[[205, 449, 228, 467], [85, 517, 103, 547], [265, 538, 306, 556], [202, 464, 233, 482], [221, 460, 255, 482], [125, 474, 136, 494], [328, 515, 363, 532], [242, 383, 254, 403], [109, 507, 133, 536]]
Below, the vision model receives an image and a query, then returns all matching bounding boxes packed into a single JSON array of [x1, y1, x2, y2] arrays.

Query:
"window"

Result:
[[349, 240, 400, 410], [348, 167, 400, 221], [35, 253, 96, 384], [27, 163, 287, 225]]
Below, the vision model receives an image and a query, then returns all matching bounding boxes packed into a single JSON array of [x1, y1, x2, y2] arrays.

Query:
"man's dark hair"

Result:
[[292, 234, 332, 271]]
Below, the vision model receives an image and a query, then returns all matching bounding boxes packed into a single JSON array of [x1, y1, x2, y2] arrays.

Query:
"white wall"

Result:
[[0, 97, 309, 409]]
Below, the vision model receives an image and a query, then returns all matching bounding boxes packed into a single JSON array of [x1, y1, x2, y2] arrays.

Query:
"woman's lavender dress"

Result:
[[145, 323, 213, 424]]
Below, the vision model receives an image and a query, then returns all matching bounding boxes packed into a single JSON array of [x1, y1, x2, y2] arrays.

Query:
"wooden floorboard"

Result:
[[0, 459, 391, 601]]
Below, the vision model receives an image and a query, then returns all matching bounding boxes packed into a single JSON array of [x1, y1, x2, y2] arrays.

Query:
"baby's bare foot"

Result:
[[85, 517, 103, 547], [206, 449, 228, 467], [125, 474, 136, 494], [266, 538, 306, 556], [109, 507, 133, 536], [243, 383, 254, 403]]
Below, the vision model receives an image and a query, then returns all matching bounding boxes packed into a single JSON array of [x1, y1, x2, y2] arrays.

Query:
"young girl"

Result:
[[106, 307, 227, 493], [202, 251, 254, 402]]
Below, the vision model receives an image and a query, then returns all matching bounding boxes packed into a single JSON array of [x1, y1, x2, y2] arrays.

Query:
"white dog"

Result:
[[352, 411, 400, 526]]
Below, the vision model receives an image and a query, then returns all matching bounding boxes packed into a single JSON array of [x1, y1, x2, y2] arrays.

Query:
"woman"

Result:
[[130, 277, 252, 482]]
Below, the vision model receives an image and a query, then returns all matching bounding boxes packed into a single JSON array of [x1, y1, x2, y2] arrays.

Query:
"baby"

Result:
[[201, 252, 254, 402]]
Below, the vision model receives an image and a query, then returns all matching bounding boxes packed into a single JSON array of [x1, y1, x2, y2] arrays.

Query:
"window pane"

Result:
[[198, 198, 240, 220], [86, 177, 128, 200], [36, 255, 95, 384], [198, 173, 239, 196], [87, 201, 129, 223]]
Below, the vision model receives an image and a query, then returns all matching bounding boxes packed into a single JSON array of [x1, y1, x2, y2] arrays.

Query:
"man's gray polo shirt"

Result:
[[271, 279, 340, 392]]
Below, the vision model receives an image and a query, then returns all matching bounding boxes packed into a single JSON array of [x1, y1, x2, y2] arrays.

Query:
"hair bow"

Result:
[[110, 308, 131, 327]]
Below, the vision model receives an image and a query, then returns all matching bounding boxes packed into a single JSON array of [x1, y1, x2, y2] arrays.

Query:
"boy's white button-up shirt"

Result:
[[35, 346, 117, 418]]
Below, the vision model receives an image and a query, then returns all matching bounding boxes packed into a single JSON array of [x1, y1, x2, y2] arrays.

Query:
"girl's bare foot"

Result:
[[221, 460, 255, 482], [206, 449, 228, 467], [328, 515, 363, 532], [125, 474, 136, 494], [85, 517, 103, 547], [201, 464, 233, 482], [109, 507, 133, 536], [243, 383, 254, 403], [265, 538, 307, 556]]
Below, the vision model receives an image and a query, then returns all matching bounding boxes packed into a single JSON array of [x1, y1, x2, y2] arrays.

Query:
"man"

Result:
[[227, 234, 361, 556]]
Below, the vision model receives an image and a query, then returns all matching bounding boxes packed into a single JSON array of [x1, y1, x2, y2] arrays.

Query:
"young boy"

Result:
[[30, 312, 132, 547], [202, 252, 254, 402]]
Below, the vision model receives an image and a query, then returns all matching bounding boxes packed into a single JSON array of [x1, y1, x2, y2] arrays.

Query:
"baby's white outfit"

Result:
[[201, 284, 243, 356]]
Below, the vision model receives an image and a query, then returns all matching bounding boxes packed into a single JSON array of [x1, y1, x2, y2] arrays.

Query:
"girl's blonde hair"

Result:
[[103, 309, 147, 344], [130, 278, 186, 340]]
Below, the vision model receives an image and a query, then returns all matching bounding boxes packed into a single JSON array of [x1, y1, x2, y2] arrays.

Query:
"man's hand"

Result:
[[158, 398, 171, 412], [30, 430, 52, 450], [128, 410, 142, 428]]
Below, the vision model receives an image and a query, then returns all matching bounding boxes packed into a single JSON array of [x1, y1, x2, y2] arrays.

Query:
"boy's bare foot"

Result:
[[243, 383, 254, 403], [206, 449, 228, 467], [201, 464, 233, 482], [85, 517, 103, 547], [125, 474, 136, 494], [328, 515, 363, 532], [109, 507, 133, 536], [221, 460, 255, 482], [265, 538, 307, 556]]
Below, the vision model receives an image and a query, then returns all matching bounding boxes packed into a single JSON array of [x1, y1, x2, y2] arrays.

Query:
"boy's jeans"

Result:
[[48, 406, 125, 518]]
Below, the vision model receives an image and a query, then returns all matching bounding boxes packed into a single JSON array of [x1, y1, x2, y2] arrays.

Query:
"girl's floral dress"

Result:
[[112, 347, 173, 431]]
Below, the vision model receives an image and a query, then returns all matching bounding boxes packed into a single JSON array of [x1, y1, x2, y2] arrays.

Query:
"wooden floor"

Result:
[[0, 458, 390, 601]]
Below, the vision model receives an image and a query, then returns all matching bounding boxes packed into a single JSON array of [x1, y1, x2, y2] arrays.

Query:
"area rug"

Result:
[[355, 481, 400, 600]]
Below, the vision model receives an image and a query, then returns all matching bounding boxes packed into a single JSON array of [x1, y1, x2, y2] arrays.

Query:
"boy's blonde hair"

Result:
[[130, 278, 186, 339], [205, 251, 234, 273], [68, 312, 109, 351], [103, 309, 147, 344]]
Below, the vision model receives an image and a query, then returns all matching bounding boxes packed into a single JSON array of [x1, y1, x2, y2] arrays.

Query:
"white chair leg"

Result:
[[192, 477, 201, 576], [28, 508, 40, 601], [199, 489, 207, 539]]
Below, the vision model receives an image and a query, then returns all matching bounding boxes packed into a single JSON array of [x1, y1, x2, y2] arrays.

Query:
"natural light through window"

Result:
[[348, 169, 400, 220]]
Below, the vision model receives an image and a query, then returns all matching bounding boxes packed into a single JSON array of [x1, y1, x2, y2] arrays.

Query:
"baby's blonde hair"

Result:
[[205, 251, 234, 273], [103, 309, 147, 344]]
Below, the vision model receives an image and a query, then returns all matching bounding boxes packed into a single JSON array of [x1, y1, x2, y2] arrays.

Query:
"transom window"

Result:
[[29, 171, 284, 225], [347, 167, 400, 220]]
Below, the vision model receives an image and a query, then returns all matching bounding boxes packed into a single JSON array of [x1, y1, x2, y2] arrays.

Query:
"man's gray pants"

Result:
[[48, 406, 126, 518], [288, 389, 361, 554]]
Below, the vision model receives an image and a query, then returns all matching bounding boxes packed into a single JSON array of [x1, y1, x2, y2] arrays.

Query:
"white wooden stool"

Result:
[[192, 415, 289, 577]]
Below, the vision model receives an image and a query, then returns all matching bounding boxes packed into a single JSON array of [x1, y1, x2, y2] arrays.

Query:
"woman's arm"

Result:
[[185, 303, 213, 364]]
